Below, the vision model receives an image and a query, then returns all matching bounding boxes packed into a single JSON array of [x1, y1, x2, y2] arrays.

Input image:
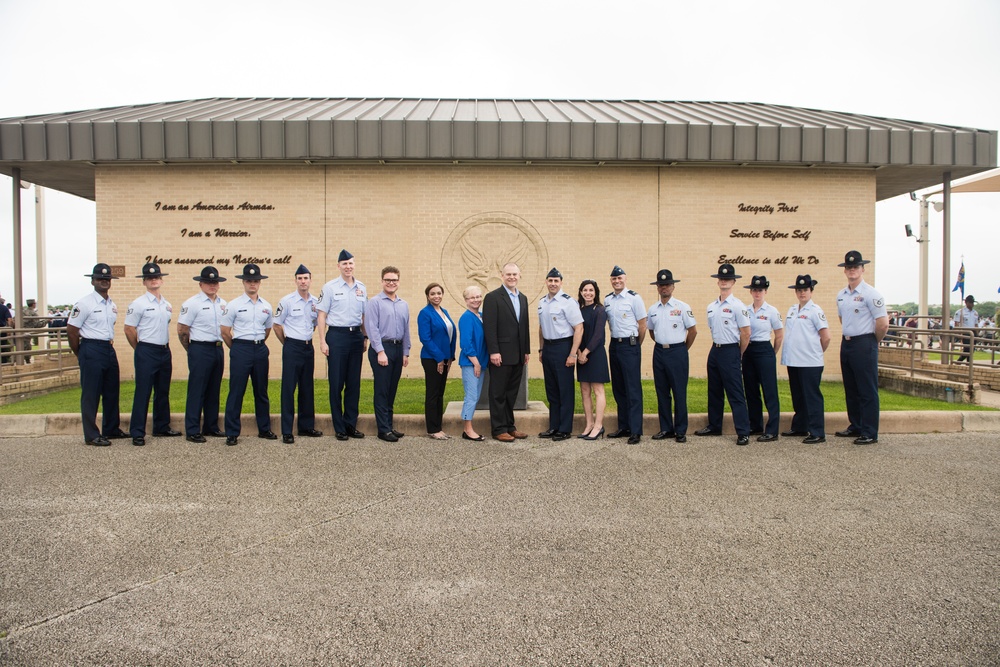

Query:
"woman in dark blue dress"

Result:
[[576, 280, 610, 439]]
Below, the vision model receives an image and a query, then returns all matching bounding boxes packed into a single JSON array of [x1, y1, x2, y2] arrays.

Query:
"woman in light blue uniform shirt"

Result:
[[741, 276, 784, 442], [780, 275, 830, 444]]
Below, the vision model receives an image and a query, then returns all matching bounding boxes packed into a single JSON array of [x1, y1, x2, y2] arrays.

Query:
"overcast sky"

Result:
[[1, 0, 998, 306]]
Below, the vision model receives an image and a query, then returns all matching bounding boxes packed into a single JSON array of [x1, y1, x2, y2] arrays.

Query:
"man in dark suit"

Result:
[[482, 262, 530, 442]]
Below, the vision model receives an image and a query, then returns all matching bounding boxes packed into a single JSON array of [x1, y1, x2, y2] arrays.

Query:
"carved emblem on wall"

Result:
[[442, 212, 549, 304]]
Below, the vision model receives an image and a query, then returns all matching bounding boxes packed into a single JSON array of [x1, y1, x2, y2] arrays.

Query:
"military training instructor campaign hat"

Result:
[[194, 266, 226, 282], [650, 269, 680, 285], [137, 262, 169, 279], [710, 264, 742, 280], [789, 275, 818, 289], [744, 275, 769, 289], [236, 263, 268, 280], [85, 263, 119, 279], [838, 250, 871, 267]]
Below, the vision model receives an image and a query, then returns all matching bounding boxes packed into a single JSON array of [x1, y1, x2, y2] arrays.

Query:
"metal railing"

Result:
[[0, 325, 79, 383], [879, 324, 998, 391]]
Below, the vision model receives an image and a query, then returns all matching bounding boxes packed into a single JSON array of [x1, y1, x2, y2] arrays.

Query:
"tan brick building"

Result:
[[3, 99, 996, 380]]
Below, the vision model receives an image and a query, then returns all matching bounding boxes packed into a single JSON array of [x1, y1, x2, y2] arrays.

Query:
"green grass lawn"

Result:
[[1, 377, 991, 415]]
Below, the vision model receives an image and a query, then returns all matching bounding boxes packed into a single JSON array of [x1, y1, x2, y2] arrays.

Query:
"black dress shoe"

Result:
[[749, 429, 764, 436], [204, 430, 226, 438], [853, 436, 878, 445], [539, 429, 557, 438], [104, 429, 129, 439], [627, 434, 641, 445], [802, 435, 826, 444], [378, 432, 399, 442], [675, 435, 687, 443], [835, 429, 861, 438], [694, 427, 722, 436], [186, 434, 207, 443], [258, 431, 278, 440], [132, 437, 145, 447], [154, 428, 182, 437], [226, 436, 238, 446], [781, 430, 808, 437], [551, 432, 571, 441], [736, 435, 750, 446], [757, 433, 778, 442], [391, 430, 404, 438], [608, 428, 632, 438], [346, 426, 365, 439], [298, 429, 323, 437], [86, 436, 111, 447], [282, 434, 295, 444], [335, 432, 349, 441], [461, 432, 485, 441], [651, 431, 675, 440]]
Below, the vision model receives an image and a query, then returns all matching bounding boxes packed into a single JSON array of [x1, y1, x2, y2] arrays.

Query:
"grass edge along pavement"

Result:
[[0, 378, 992, 416]]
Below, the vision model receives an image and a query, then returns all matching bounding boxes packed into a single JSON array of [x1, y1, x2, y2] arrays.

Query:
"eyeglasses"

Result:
[[382, 278, 399, 283]]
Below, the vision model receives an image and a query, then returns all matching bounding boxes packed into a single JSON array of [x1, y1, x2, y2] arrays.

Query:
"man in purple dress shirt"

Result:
[[364, 266, 411, 442]]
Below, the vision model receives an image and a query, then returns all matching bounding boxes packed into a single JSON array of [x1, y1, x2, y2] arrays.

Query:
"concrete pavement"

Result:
[[1, 428, 998, 666]]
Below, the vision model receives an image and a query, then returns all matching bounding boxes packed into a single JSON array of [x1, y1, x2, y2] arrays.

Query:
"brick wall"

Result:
[[95, 164, 876, 380]]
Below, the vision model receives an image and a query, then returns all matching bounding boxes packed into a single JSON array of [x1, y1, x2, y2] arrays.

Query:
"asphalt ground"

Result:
[[1, 431, 997, 666]]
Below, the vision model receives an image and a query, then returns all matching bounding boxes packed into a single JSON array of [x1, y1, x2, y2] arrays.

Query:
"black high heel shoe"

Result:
[[582, 427, 605, 441], [576, 427, 595, 439]]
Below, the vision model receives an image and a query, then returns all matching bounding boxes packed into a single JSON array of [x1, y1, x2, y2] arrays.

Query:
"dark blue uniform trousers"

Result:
[[225, 340, 270, 437], [184, 342, 224, 436], [840, 334, 880, 438], [281, 338, 316, 436], [707, 343, 750, 435], [609, 339, 643, 435], [369, 340, 403, 434], [541, 337, 575, 433], [652, 344, 689, 436], [787, 366, 825, 437], [325, 327, 364, 434], [742, 340, 781, 436], [78, 339, 121, 442], [129, 343, 172, 437]]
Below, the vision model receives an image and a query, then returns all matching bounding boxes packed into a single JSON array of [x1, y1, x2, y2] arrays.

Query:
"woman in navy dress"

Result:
[[576, 279, 610, 439]]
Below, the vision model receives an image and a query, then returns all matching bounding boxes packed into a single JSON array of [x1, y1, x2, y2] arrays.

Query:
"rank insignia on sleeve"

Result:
[[819, 313, 827, 321], [71, 307, 81, 318], [181, 306, 188, 315], [275, 305, 283, 316], [874, 298, 884, 307], [127, 308, 134, 315]]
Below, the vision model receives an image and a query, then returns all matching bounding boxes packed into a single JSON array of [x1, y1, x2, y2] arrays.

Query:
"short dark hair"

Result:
[[578, 279, 601, 308], [381, 266, 400, 279]]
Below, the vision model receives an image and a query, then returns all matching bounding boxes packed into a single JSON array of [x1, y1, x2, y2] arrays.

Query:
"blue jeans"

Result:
[[461, 365, 485, 421]]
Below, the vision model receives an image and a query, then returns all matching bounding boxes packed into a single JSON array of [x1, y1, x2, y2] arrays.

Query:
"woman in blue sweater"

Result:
[[457, 285, 488, 441]]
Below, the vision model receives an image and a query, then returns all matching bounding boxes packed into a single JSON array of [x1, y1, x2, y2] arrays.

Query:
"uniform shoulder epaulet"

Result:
[[561, 293, 571, 299], [627, 289, 637, 296]]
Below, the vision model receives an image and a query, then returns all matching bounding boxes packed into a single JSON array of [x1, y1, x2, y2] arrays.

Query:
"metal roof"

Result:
[[1, 98, 995, 201]]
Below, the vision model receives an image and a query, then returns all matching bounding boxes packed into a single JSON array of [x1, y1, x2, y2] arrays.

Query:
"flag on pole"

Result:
[[952, 262, 965, 300]]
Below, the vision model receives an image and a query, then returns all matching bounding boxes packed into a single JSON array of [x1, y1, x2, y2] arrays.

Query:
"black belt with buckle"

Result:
[[191, 340, 222, 347], [843, 333, 875, 341], [382, 338, 403, 345], [329, 325, 362, 333], [138, 341, 169, 349], [234, 339, 266, 345], [713, 342, 739, 348]]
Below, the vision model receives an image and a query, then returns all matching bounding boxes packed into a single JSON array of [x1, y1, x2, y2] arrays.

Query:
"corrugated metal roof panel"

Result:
[[0, 98, 994, 200]]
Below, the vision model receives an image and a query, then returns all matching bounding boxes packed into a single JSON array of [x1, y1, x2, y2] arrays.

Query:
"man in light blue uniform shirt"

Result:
[[124, 262, 180, 446], [364, 266, 411, 442], [67, 263, 128, 447], [695, 263, 752, 445], [273, 264, 322, 443], [645, 269, 697, 443], [177, 266, 227, 443], [605, 265, 646, 445], [953, 295, 979, 363], [221, 263, 276, 446], [317, 249, 367, 441], [742, 276, 784, 442], [537, 267, 584, 440], [835, 250, 888, 445]]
